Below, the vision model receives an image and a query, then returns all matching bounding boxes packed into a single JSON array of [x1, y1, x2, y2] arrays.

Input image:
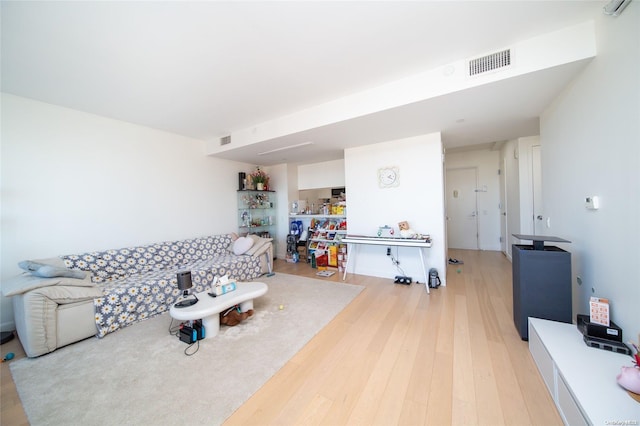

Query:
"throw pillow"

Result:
[[18, 260, 87, 279], [232, 237, 254, 255], [227, 232, 239, 253]]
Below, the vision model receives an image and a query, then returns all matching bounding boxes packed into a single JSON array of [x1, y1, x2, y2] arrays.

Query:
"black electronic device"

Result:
[[394, 275, 412, 285], [577, 314, 623, 342], [177, 270, 192, 291], [179, 324, 197, 344], [583, 334, 631, 355], [174, 270, 197, 308], [238, 172, 246, 191], [193, 320, 205, 340]]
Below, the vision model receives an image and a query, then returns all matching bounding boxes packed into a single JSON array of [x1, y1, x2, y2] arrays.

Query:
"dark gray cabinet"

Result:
[[512, 234, 572, 340]]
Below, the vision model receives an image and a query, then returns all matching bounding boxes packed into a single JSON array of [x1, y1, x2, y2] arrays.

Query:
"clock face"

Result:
[[378, 167, 399, 188]]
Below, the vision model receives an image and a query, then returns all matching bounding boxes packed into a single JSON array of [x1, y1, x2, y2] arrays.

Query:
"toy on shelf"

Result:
[[220, 305, 254, 326], [398, 220, 428, 239]]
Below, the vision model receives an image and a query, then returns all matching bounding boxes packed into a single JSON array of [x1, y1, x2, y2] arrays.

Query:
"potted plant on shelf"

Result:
[[250, 167, 269, 191]]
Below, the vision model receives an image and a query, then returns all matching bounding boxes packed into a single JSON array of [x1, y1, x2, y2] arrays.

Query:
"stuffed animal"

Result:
[[220, 305, 254, 326], [617, 365, 640, 395], [398, 221, 416, 238]]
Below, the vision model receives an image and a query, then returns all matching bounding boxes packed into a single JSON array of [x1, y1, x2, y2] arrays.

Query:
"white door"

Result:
[[446, 167, 479, 249], [532, 145, 544, 235]]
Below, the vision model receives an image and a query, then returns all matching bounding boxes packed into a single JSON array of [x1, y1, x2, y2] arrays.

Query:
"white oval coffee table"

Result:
[[169, 281, 268, 339]]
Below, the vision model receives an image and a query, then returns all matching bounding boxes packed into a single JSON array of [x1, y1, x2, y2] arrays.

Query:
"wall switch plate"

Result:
[[585, 196, 600, 210]]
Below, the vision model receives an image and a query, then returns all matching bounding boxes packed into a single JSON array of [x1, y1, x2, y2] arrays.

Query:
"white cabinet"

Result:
[[528, 318, 638, 425]]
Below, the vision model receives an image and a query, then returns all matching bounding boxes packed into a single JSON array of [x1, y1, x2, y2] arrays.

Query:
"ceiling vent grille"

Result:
[[468, 49, 511, 76], [220, 135, 231, 146]]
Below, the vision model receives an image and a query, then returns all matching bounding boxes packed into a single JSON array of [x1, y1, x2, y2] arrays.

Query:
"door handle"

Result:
[[536, 215, 543, 220]]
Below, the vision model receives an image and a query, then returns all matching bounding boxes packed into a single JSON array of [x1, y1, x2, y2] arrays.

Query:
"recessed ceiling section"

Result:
[[208, 21, 595, 165], [211, 57, 594, 165]]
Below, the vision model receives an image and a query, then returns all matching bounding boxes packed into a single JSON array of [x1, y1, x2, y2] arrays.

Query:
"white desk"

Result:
[[341, 235, 432, 293]]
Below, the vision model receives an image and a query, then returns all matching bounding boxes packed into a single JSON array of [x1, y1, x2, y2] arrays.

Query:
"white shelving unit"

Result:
[[528, 317, 638, 425], [289, 214, 347, 267], [238, 190, 276, 239]]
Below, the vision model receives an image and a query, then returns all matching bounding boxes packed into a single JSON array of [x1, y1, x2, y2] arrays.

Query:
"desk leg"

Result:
[[202, 314, 220, 339], [419, 247, 430, 294], [343, 243, 353, 280], [239, 299, 254, 313]]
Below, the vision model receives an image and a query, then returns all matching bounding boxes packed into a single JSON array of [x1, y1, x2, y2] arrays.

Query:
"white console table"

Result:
[[528, 318, 639, 425], [341, 235, 432, 292]]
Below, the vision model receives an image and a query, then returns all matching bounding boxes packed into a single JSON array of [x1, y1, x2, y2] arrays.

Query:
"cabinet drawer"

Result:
[[529, 323, 555, 395], [557, 372, 587, 426]]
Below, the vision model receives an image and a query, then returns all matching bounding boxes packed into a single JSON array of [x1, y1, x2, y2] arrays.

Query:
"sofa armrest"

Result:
[[250, 241, 272, 258], [12, 286, 101, 357], [2, 272, 96, 297], [253, 243, 273, 275]]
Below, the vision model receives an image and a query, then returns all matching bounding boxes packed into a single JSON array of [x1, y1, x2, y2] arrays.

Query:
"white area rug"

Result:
[[10, 273, 363, 426]]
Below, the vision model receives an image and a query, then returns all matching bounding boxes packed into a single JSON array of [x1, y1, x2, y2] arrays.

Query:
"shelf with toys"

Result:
[[289, 215, 348, 271]]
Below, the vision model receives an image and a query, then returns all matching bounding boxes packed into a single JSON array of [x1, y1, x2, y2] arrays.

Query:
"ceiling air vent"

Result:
[[468, 49, 511, 76], [220, 135, 231, 146]]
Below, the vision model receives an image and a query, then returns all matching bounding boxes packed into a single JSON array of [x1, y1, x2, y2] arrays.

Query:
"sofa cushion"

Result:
[[19, 260, 87, 279], [232, 237, 254, 255], [62, 242, 183, 283], [30, 284, 104, 304]]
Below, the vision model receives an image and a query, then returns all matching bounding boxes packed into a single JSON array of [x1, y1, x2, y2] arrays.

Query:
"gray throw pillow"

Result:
[[18, 260, 87, 279]]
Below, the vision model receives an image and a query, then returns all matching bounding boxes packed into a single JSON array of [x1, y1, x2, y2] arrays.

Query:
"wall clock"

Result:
[[378, 166, 399, 188]]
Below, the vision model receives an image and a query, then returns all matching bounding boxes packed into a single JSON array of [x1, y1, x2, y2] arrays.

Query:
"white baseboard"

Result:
[[1, 319, 16, 332]]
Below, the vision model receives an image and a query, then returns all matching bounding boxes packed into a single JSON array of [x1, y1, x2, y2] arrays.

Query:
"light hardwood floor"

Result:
[[1, 249, 561, 425]]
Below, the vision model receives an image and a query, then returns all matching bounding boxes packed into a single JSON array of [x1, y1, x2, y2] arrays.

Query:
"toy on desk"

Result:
[[397, 221, 429, 239], [220, 305, 253, 326], [377, 225, 395, 238], [616, 339, 640, 399], [617, 366, 640, 396]]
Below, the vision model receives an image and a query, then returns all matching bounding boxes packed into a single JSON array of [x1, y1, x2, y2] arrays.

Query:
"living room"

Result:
[[1, 1, 639, 424]]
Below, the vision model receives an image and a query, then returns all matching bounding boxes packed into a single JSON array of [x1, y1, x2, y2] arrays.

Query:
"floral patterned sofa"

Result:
[[4, 233, 273, 357]]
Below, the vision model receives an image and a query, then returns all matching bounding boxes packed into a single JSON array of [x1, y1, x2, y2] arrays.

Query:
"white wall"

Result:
[[0, 94, 253, 330], [445, 148, 501, 251], [264, 163, 289, 259], [501, 139, 522, 259], [516, 136, 540, 235], [539, 4, 639, 337], [297, 159, 345, 190], [345, 133, 446, 285]]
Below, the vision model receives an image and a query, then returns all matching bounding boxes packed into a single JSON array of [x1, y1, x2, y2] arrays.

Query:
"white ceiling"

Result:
[[1, 1, 603, 165]]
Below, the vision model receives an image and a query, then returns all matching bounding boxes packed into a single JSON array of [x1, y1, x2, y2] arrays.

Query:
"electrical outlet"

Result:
[[386, 247, 391, 256]]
